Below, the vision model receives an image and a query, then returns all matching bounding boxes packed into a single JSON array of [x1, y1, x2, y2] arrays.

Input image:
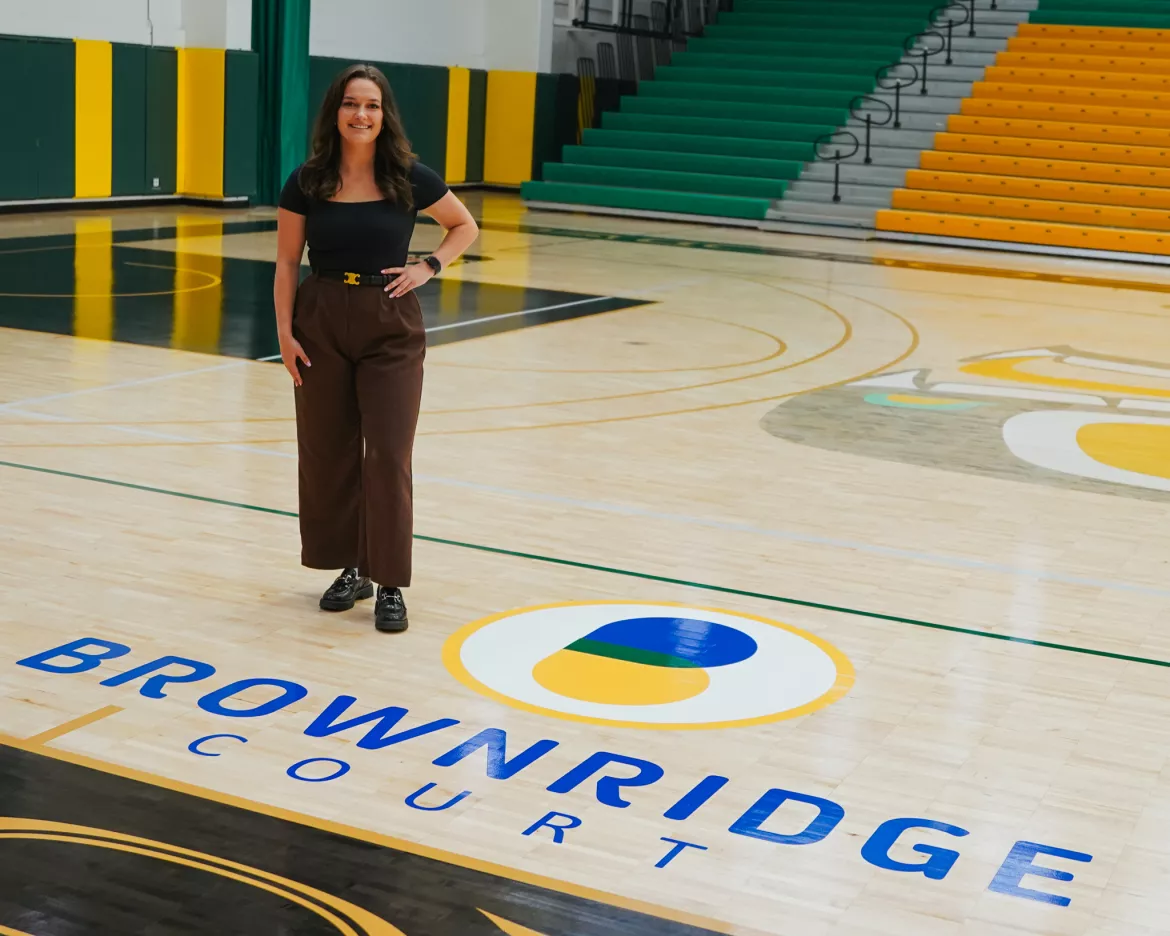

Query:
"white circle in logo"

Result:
[[442, 602, 853, 730]]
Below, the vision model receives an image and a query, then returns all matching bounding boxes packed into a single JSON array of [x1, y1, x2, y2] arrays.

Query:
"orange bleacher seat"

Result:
[[903, 168, 1170, 210], [984, 66, 1170, 91], [875, 209, 1170, 255], [890, 189, 1170, 231], [995, 51, 1170, 75], [1007, 38, 1170, 59], [960, 98, 1170, 126], [1016, 24, 1170, 44], [935, 131, 1170, 167], [947, 115, 1170, 148], [971, 82, 1170, 111], [920, 150, 1170, 187]]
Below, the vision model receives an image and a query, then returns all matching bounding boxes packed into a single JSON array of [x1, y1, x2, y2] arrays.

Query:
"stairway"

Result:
[[764, 0, 1038, 235]]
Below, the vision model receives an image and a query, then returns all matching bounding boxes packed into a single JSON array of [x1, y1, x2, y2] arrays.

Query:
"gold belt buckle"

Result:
[[343, 272, 360, 286]]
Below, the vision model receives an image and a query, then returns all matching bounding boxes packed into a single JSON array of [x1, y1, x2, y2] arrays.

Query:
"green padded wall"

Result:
[[112, 43, 148, 196], [0, 37, 38, 199], [145, 47, 178, 195], [466, 69, 487, 184], [224, 51, 260, 197], [0, 35, 75, 199]]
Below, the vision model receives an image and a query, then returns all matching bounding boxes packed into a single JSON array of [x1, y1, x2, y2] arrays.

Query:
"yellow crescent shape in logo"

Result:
[[0, 819, 405, 935], [478, 909, 553, 935]]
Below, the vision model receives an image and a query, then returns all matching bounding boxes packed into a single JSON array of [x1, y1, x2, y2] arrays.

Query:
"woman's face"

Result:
[[337, 78, 383, 145]]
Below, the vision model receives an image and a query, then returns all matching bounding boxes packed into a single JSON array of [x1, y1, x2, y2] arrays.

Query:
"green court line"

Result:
[[2, 457, 1168, 670]]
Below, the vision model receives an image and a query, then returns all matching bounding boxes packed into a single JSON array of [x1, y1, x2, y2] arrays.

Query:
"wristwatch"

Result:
[[423, 255, 442, 275]]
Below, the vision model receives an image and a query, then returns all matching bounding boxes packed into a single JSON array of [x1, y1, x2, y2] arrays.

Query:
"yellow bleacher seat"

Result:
[[1007, 38, 1170, 59], [920, 150, 1170, 186], [903, 169, 1170, 210], [1016, 24, 1170, 44], [960, 98, 1170, 126], [890, 189, 1170, 231], [984, 66, 1170, 91], [947, 115, 1170, 147], [971, 82, 1170, 111], [995, 51, 1170, 75], [935, 131, 1170, 166], [875, 209, 1170, 255]]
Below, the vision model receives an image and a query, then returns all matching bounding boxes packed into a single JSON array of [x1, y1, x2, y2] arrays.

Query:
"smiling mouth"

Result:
[[349, 124, 372, 130]]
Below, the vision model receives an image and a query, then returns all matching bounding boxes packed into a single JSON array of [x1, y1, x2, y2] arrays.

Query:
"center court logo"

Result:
[[442, 602, 854, 729]]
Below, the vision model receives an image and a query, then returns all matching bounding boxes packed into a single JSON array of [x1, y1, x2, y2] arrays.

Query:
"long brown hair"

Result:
[[300, 64, 415, 208]]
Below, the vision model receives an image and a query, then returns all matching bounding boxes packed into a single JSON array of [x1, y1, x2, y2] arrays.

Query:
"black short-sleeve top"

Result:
[[278, 161, 449, 272]]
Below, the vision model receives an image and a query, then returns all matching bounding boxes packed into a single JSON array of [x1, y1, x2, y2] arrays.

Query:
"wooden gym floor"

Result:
[[2, 193, 1170, 935]]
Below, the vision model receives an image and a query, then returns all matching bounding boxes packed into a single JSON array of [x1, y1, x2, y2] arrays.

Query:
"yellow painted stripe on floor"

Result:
[[484, 71, 537, 185], [172, 216, 224, 352], [446, 67, 470, 184], [74, 40, 113, 198], [177, 48, 225, 198], [73, 217, 114, 341]]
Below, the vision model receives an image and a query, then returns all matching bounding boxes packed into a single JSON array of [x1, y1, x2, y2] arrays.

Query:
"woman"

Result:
[[274, 64, 478, 633]]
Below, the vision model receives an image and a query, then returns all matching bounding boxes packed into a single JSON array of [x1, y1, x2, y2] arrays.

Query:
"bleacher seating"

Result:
[[524, 0, 941, 221], [879, 0, 1170, 257]]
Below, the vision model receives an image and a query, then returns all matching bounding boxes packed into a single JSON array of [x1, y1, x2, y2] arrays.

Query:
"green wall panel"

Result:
[[0, 37, 37, 199], [145, 47, 178, 195], [466, 69, 487, 184], [35, 37, 76, 198], [308, 57, 449, 175], [0, 35, 75, 199], [532, 73, 579, 182], [112, 43, 148, 196], [224, 50, 260, 197]]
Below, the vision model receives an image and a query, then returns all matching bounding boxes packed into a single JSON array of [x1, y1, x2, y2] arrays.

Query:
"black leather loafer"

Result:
[[320, 568, 374, 611], [374, 586, 409, 632]]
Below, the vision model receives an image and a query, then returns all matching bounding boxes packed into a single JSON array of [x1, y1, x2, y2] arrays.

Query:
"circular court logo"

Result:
[[442, 602, 854, 730]]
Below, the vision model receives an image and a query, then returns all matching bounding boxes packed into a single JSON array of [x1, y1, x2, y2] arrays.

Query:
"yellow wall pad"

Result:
[[176, 48, 225, 198], [74, 40, 113, 199], [985, 65, 1170, 91], [945, 116, 1170, 149], [1008, 37, 1170, 59], [890, 189, 1170, 232], [961, 98, 1170, 125], [972, 81, 1170, 111], [1017, 24, 1170, 44], [996, 51, 1170, 74], [484, 71, 537, 186], [446, 67, 470, 185], [876, 209, 1170, 255], [921, 149, 1170, 186], [935, 131, 1170, 167], [904, 168, 1170, 210]]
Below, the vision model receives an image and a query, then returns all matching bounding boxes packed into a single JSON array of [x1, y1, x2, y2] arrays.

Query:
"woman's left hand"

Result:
[[381, 262, 434, 297]]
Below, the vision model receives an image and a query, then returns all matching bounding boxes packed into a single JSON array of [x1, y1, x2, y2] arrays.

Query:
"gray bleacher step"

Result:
[[892, 62, 987, 82], [800, 163, 911, 186], [856, 93, 970, 116], [786, 180, 896, 207], [910, 36, 1017, 55], [846, 127, 940, 149], [768, 200, 880, 228], [902, 49, 998, 69], [848, 112, 949, 133]]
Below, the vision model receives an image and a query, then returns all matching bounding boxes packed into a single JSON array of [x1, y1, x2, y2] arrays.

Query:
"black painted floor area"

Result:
[[0, 744, 718, 936]]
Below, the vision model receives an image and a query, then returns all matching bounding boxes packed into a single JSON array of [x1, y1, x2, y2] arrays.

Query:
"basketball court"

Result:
[[2, 194, 1169, 935]]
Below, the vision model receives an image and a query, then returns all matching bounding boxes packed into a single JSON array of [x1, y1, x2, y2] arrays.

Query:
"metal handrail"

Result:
[[813, 130, 860, 203], [904, 2, 973, 94], [848, 94, 894, 164], [875, 61, 919, 129]]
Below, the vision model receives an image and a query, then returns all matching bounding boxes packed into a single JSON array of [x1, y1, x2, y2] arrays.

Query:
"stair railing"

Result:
[[874, 61, 919, 129], [848, 95, 895, 164], [812, 130, 860, 203], [903, 1, 973, 95]]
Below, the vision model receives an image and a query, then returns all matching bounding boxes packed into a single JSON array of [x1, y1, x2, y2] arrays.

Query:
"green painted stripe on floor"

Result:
[[2, 457, 1169, 671], [565, 637, 699, 668]]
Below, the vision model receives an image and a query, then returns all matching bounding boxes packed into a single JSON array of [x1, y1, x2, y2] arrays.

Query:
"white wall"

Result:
[[310, 0, 555, 71], [0, 0, 251, 49]]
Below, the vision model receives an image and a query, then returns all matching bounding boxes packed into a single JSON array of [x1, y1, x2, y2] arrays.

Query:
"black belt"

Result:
[[313, 269, 391, 286]]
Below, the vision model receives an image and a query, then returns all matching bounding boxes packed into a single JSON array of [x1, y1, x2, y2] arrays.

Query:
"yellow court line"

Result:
[[431, 310, 788, 375], [0, 925, 35, 936], [0, 732, 737, 935], [0, 262, 221, 299], [418, 288, 918, 436], [24, 705, 124, 747]]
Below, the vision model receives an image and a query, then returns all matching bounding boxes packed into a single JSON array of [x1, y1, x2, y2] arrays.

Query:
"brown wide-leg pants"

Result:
[[292, 274, 425, 586]]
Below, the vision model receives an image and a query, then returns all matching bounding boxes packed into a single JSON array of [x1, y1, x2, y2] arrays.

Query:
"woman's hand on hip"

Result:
[[279, 334, 311, 387], [382, 262, 434, 297]]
